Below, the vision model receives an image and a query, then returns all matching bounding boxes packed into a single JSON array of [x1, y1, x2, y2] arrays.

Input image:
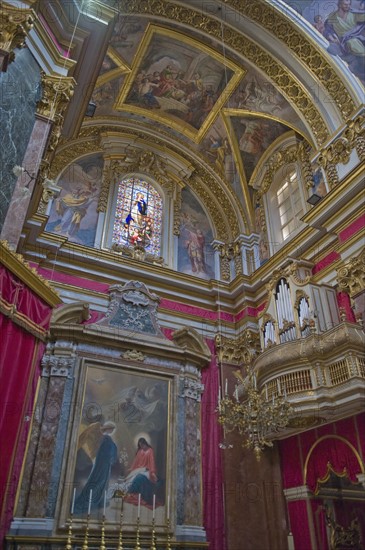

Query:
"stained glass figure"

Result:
[[112, 177, 163, 256]]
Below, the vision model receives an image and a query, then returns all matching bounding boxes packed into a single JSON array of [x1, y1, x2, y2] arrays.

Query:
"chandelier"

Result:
[[217, 371, 293, 460]]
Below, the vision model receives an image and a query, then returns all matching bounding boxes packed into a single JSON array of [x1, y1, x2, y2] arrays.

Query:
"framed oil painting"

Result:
[[115, 25, 244, 142], [70, 363, 170, 526]]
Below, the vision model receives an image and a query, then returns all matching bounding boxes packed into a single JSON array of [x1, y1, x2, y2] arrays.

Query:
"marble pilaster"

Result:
[[24, 354, 75, 518], [176, 365, 205, 541]]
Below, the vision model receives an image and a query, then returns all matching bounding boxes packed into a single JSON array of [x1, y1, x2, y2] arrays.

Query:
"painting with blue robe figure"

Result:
[[71, 365, 169, 523], [45, 154, 104, 247]]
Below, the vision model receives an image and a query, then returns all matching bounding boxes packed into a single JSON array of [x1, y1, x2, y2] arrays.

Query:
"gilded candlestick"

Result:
[[99, 514, 106, 550], [65, 514, 73, 550], [82, 514, 90, 550], [134, 516, 141, 550], [166, 517, 171, 550], [150, 517, 157, 550], [117, 503, 124, 550]]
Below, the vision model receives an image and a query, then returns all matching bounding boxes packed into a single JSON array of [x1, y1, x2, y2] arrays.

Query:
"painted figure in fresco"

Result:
[[122, 437, 161, 506], [74, 421, 118, 514], [324, 0, 365, 80], [185, 228, 206, 273], [54, 184, 98, 237]]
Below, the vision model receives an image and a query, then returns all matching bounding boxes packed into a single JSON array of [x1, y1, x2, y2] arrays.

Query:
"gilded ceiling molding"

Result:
[[51, 125, 241, 241], [257, 143, 304, 197], [49, 137, 102, 180], [124, 0, 329, 146], [343, 115, 365, 162], [190, 172, 231, 242], [224, 0, 355, 120], [79, 121, 248, 231], [337, 248, 365, 297], [215, 329, 261, 365], [0, 3, 35, 67], [318, 115, 365, 188]]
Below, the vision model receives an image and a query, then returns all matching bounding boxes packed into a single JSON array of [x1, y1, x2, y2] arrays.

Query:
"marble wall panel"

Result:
[[0, 48, 41, 231]]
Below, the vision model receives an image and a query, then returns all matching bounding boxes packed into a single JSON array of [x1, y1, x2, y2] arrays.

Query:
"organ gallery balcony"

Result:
[[254, 320, 365, 436]]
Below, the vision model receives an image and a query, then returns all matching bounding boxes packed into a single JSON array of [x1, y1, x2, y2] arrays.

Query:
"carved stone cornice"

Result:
[[41, 354, 75, 377], [0, 3, 35, 67], [179, 376, 204, 401], [343, 114, 365, 162], [215, 329, 261, 365], [337, 248, 365, 297], [37, 73, 76, 121], [124, 0, 329, 145]]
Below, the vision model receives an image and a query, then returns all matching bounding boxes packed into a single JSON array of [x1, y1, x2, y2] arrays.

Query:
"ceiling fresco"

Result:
[[88, 17, 313, 214], [282, 0, 365, 85]]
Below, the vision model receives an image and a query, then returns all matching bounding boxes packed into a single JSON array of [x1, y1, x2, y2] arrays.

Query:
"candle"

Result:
[[265, 385, 268, 401], [103, 491, 106, 516], [225, 378, 228, 395], [234, 386, 239, 402], [167, 495, 170, 520], [253, 374, 257, 390], [137, 493, 141, 518], [88, 489, 92, 515], [152, 494, 156, 519], [277, 379, 281, 395], [71, 487, 76, 515]]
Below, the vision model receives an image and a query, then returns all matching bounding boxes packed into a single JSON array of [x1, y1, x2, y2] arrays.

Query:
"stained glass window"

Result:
[[112, 177, 163, 256]]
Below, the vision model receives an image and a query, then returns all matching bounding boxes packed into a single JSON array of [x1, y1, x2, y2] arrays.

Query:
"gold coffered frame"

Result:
[[114, 24, 244, 143]]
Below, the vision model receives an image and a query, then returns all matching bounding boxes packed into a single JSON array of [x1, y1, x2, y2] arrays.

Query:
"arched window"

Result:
[[265, 163, 307, 252], [111, 176, 163, 256], [276, 170, 304, 241]]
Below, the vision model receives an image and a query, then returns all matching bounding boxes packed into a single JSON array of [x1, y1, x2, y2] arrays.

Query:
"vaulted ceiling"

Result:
[[40, 0, 364, 238]]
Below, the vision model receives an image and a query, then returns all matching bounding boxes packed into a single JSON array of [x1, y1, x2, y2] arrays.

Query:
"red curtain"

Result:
[[0, 265, 51, 544], [305, 437, 363, 494], [201, 339, 226, 550], [288, 500, 313, 550], [162, 330, 225, 550]]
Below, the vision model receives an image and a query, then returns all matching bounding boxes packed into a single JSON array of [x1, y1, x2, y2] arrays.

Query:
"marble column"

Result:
[[1, 73, 75, 249]]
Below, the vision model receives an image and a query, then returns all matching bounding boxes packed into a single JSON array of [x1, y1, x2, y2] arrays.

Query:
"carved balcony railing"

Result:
[[254, 321, 365, 435]]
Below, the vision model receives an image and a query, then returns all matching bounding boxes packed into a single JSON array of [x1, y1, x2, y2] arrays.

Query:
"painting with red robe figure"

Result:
[[71, 364, 169, 524]]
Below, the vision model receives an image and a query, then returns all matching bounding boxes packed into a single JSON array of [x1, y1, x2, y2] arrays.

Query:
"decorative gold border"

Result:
[[122, 0, 329, 146], [114, 24, 245, 143], [303, 434, 365, 492], [94, 47, 130, 89], [0, 241, 61, 307]]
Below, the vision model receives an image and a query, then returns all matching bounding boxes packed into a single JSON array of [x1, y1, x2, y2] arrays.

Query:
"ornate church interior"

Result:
[[0, 0, 364, 548]]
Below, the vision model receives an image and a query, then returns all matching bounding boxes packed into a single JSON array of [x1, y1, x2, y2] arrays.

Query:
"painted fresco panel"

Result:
[[118, 27, 237, 136], [229, 68, 308, 136], [282, 0, 365, 84], [71, 364, 169, 524], [178, 187, 215, 279], [46, 154, 103, 247], [230, 116, 289, 183]]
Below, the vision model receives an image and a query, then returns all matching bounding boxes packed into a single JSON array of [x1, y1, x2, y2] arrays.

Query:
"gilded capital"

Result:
[[37, 73, 75, 120], [337, 248, 365, 297], [215, 330, 261, 365], [0, 3, 35, 66]]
